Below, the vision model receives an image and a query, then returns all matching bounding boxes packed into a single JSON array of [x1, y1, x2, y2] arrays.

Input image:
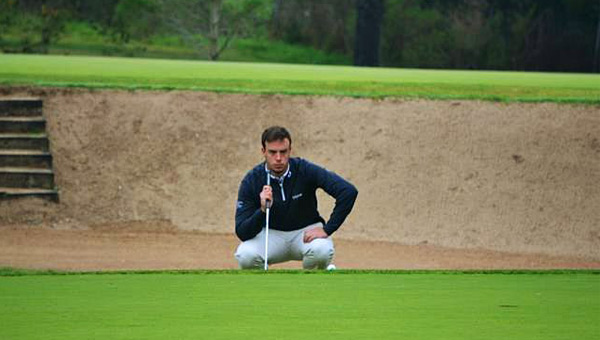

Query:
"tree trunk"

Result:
[[594, 9, 600, 73], [208, 0, 222, 61], [270, 0, 283, 39], [354, 0, 384, 67]]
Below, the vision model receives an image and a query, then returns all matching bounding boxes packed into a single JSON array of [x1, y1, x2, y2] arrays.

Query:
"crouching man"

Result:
[[234, 126, 358, 269]]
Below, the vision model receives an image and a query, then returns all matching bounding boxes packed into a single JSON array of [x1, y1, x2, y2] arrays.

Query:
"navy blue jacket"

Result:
[[235, 158, 358, 241]]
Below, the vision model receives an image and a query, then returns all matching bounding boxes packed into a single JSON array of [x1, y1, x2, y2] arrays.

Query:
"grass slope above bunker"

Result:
[[1, 54, 599, 104]]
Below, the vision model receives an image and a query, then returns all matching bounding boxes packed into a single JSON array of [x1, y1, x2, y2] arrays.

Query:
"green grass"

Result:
[[219, 39, 351, 65], [46, 38, 350, 64], [0, 270, 598, 339], [2, 21, 350, 64], [1, 54, 599, 103]]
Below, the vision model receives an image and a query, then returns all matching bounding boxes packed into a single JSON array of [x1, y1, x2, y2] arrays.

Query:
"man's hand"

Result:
[[260, 185, 272, 212], [303, 226, 328, 243]]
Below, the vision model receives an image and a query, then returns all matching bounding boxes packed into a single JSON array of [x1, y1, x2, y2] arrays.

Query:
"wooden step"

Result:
[[0, 167, 55, 189], [0, 149, 50, 155], [0, 133, 49, 151], [0, 150, 53, 168], [0, 117, 46, 133], [0, 99, 43, 117], [0, 187, 59, 202]]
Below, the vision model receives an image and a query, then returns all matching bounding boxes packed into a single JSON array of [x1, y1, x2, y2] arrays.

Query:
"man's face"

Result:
[[262, 138, 291, 176]]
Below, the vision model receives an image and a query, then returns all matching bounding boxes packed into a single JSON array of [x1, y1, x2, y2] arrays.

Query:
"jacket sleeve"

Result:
[[307, 162, 358, 235], [235, 175, 265, 241]]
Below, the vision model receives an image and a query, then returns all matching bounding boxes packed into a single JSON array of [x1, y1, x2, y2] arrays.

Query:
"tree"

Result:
[[354, 0, 384, 66], [595, 9, 600, 72], [113, 0, 161, 43], [71, 0, 120, 27], [38, 0, 70, 53], [158, 0, 267, 60], [0, 0, 17, 44], [0, 0, 70, 53], [382, 0, 452, 68], [269, 0, 354, 55]]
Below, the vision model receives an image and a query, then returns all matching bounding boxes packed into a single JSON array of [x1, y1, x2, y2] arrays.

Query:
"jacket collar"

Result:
[[264, 162, 292, 181]]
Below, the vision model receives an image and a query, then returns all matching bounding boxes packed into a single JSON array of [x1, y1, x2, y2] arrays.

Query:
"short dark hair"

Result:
[[261, 126, 292, 148]]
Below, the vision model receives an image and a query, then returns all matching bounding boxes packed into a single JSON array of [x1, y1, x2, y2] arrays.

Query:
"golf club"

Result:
[[264, 171, 271, 270]]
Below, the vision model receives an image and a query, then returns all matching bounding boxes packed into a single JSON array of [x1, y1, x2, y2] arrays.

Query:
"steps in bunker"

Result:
[[0, 98, 58, 202]]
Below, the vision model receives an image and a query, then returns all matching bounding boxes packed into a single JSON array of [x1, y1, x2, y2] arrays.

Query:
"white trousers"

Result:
[[235, 222, 334, 269]]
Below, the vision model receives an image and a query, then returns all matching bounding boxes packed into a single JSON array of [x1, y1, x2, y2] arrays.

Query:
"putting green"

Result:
[[0, 271, 598, 339]]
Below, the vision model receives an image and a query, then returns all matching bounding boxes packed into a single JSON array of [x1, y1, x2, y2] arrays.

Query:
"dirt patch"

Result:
[[1, 87, 599, 270], [1, 225, 597, 270]]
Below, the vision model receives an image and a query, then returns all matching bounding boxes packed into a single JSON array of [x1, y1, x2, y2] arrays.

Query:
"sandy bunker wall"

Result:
[[1, 88, 599, 260]]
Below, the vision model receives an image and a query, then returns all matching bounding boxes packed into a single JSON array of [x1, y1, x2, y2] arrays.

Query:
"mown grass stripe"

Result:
[[1, 267, 598, 276], [2, 80, 598, 105], [1, 54, 599, 104], [1, 271, 598, 340]]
